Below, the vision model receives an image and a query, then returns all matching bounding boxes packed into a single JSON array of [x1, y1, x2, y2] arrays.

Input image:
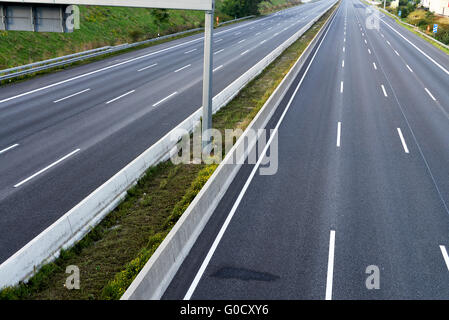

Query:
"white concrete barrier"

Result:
[[122, 1, 339, 300], [0, 0, 337, 289]]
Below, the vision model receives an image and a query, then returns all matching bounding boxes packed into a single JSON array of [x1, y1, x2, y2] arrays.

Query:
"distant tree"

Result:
[[152, 8, 169, 24], [220, 0, 263, 18]]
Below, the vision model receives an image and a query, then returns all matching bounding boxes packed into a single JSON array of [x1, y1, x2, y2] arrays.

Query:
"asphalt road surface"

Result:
[[164, 0, 449, 299], [0, 0, 336, 263]]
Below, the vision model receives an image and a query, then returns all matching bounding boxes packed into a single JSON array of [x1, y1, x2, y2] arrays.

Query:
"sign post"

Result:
[[202, 8, 214, 149]]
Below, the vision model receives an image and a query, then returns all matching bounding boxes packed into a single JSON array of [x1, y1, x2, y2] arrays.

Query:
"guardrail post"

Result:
[[202, 7, 214, 150]]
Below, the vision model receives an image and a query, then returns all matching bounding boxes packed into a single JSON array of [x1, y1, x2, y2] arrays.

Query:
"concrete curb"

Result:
[[121, 1, 339, 300], [0, 1, 337, 289]]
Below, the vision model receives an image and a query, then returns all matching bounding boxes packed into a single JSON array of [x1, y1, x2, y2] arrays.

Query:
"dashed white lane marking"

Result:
[[337, 122, 342, 147], [386, 40, 391, 46], [137, 63, 158, 72], [238, 39, 246, 44], [14, 149, 81, 188], [364, 39, 367, 44], [406, 65, 413, 73], [53, 88, 90, 103], [325, 230, 336, 300], [381, 84, 388, 97], [373, 62, 377, 70], [174, 64, 191, 73], [241, 49, 250, 56], [184, 48, 197, 54], [368, 49, 371, 54], [153, 91, 178, 107], [214, 49, 224, 55], [213, 65, 223, 72], [106, 90, 135, 104], [397, 128, 410, 154], [394, 50, 400, 56], [440, 245, 449, 272], [425, 88, 436, 101], [340, 81, 344, 93], [0, 144, 19, 155], [342, 60, 345, 68], [214, 39, 223, 43], [343, 46, 345, 52]]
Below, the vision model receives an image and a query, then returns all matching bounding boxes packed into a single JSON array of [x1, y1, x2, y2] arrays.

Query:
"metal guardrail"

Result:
[[0, 15, 257, 82], [376, 6, 449, 50]]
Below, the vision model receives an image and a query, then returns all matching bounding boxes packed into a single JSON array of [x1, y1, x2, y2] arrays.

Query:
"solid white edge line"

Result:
[[337, 122, 341, 147], [425, 87, 436, 101], [183, 7, 339, 300], [397, 128, 410, 154], [14, 149, 80, 188], [153, 91, 178, 107], [174, 64, 192, 73], [325, 230, 336, 300], [381, 84, 388, 97], [53, 88, 91, 103], [0, 144, 19, 155], [137, 63, 158, 72], [106, 90, 135, 104], [440, 245, 449, 272]]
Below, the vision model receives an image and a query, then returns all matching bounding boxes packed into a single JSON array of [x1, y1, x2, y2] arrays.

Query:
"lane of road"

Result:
[[163, 0, 449, 299]]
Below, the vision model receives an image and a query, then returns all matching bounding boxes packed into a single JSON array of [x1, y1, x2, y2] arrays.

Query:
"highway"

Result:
[[163, 0, 449, 299], [0, 0, 335, 263]]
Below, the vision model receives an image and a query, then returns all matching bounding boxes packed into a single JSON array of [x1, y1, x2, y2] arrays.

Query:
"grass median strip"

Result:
[[0, 2, 338, 300]]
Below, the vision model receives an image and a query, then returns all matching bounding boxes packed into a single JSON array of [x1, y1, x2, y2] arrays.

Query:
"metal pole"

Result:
[[202, 8, 214, 149], [383, 0, 386, 10]]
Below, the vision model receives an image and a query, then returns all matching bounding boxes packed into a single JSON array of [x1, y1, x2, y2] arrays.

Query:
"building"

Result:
[[421, 0, 449, 16], [429, 0, 449, 16], [421, 0, 431, 8]]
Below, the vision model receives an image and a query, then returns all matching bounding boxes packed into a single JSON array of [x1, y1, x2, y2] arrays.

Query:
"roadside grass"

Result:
[[0, 2, 338, 300]]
